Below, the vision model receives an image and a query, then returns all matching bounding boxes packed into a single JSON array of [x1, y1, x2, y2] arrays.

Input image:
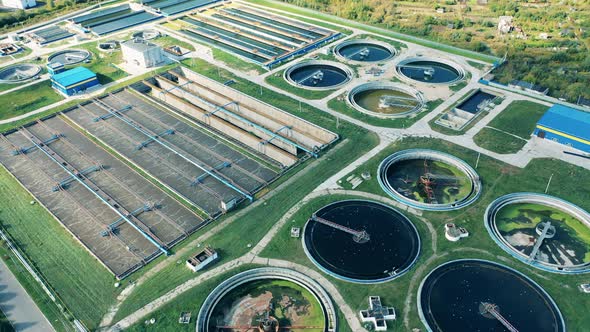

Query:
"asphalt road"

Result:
[[0, 259, 55, 332]]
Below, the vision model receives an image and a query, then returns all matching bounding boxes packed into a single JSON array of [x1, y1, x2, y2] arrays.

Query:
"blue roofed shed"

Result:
[[534, 104, 590, 152], [51, 66, 99, 96]]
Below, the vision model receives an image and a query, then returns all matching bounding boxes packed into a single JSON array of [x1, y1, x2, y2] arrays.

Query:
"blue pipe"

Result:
[[25, 134, 169, 255], [101, 102, 254, 201]]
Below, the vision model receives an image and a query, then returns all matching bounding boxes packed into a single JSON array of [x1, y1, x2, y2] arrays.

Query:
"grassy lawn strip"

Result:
[[0, 64, 177, 133], [265, 69, 337, 100], [112, 59, 379, 322], [328, 93, 443, 128], [486, 100, 549, 139], [0, 298, 14, 332], [0, 167, 118, 330], [0, 81, 64, 121], [331, 137, 590, 330], [246, 0, 499, 64], [77, 42, 127, 84], [473, 127, 528, 154], [153, 35, 195, 52]]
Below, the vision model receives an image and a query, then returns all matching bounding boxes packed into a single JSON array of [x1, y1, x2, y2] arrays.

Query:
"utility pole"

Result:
[[475, 152, 481, 169]]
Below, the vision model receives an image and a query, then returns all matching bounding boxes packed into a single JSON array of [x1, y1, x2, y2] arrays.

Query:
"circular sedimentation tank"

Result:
[[378, 149, 481, 211], [485, 192, 590, 274], [348, 82, 425, 118], [284, 60, 352, 90], [334, 39, 396, 63], [132, 29, 160, 40], [0, 64, 41, 84], [418, 259, 566, 332], [196, 267, 336, 332], [396, 57, 465, 84], [47, 49, 91, 65], [302, 200, 420, 283]]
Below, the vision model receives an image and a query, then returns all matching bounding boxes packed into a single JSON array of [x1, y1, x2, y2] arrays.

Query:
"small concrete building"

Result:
[[51, 66, 99, 97], [534, 104, 590, 153], [186, 246, 218, 272], [359, 296, 395, 331], [2, 0, 36, 9], [121, 38, 165, 68]]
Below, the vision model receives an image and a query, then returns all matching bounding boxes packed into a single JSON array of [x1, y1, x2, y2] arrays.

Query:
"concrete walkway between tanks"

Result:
[[0, 259, 55, 332]]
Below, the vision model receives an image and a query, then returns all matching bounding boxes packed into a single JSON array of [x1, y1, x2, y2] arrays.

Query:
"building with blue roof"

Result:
[[51, 66, 99, 97], [534, 104, 590, 153]]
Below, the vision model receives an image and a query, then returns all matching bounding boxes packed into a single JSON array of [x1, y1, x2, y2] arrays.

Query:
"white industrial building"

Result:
[[2, 0, 36, 9], [121, 38, 165, 68]]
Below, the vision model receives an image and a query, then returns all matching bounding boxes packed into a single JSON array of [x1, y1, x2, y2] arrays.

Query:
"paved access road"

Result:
[[0, 259, 55, 332]]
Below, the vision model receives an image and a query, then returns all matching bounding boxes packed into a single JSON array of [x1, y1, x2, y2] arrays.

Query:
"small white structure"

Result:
[[444, 223, 469, 242], [359, 296, 395, 331], [2, 0, 36, 9], [497, 16, 514, 34], [290, 227, 301, 238], [580, 283, 590, 293], [186, 246, 218, 272], [121, 38, 165, 68]]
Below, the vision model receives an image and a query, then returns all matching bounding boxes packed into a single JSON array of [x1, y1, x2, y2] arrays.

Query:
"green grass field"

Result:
[[486, 100, 549, 139], [321, 137, 590, 330], [0, 167, 119, 330], [0, 307, 13, 332], [473, 127, 528, 154], [77, 43, 127, 84], [0, 80, 64, 121]]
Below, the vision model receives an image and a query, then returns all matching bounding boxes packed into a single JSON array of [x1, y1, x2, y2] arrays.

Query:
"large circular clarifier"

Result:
[[348, 82, 425, 118], [303, 200, 420, 283], [334, 39, 396, 63], [47, 49, 91, 65], [418, 259, 566, 332], [485, 192, 590, 274], [196, 267, 337, 332], [285, 60, 352, 90], [378, 149, 481, 211], [397, 57, 464, 84], [0, 64, 41, 83]]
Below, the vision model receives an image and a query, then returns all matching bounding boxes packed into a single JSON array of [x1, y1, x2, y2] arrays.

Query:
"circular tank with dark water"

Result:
[[397, 57, 464, 84], [303, 199, 420, 283], [0, 64, 41, 83], [334, 39, 396, 63], [348, 82, 424, 118], [418, 259, 566, 332], [285, 60, 352, 90], [47, 49, 91, 66]]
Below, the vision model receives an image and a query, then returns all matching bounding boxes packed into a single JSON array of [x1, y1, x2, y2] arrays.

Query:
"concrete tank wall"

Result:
[[172, 74, 323, 151], [154, 77, 298, 155], [177, 67, 339, 146], [144, 80, 298, 167]]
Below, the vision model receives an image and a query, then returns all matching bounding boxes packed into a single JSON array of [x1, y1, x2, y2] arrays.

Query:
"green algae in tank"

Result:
[[495, 202, 590, 265], [386, 159, 472, 204], [353, 89, 420, 114], [208, 279, 324, 331]]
